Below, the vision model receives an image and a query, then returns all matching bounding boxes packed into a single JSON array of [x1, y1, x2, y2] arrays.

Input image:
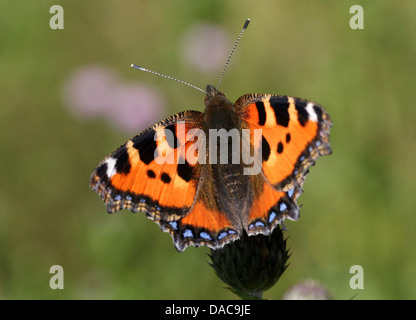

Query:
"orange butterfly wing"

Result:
[[235, 94, 332, 231], [90, 111, 203, 222], [237, 94, 332, 192], [90, 109, 244, 251]]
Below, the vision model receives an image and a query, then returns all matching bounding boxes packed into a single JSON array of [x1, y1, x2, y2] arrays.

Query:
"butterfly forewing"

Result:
[[90, 110, 204, 222], [236, 93, 332, 197]]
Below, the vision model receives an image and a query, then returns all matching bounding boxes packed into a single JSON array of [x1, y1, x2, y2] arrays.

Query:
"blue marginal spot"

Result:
[[169, 221, 178, 230], [183, 229, 193, 238], [269, 211, 277, 223], [288, 188, 294, 198], [114, 195, 122, 201], [300, 155, 305, 162], [126, 195, 132, 201], [255, 221, 265, 228], [228, 229, 237, 235], [139, 198, 146, 203], [315, 140, 322, 146], [218, 231, 228, 240], [248, 223, 255, 230], [280, 202, 288, 212], [199, 232, 212, 241]]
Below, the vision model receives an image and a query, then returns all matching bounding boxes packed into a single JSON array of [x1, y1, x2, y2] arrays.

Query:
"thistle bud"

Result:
[[209, 225, 289, 299]]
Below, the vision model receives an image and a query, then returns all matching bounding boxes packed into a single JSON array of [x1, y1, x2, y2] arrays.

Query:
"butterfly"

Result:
[[89, 20, 332, 252]]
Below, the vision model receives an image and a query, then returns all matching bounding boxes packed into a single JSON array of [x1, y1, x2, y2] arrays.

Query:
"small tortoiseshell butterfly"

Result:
[[89, 20, 332, 252]]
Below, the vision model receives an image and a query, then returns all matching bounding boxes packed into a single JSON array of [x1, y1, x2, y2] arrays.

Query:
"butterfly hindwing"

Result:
[[159, 199, 239, 252], [247, 177, 299, 236]]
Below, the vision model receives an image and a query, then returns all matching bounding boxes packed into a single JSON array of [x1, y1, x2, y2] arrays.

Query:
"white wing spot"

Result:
[[306, 102, 318, 122], [105, 157, 117, 178]]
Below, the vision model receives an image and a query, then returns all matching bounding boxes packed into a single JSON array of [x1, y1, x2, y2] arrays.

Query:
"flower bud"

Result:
[[209, 225, 289, 299]]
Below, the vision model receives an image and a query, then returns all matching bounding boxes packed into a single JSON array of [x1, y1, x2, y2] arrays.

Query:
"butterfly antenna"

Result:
[[216, 18, 250, 90], [131, 64, 207, 94]]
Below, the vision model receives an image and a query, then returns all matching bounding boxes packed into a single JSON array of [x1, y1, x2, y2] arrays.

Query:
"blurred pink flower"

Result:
[[62, 65, 166, 134], [282, 280, 332, 300], [62, 66, 118, 118], [181, 23, 231, 72], [105, 83, 165, 133]]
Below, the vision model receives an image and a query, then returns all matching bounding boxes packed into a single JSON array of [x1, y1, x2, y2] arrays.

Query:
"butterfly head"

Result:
[[205, 84, 225, 101], [204, 85, 236, 129]]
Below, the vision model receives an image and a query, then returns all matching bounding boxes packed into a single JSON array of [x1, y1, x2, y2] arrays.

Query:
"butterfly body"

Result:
[[200, 85, 251, 232], [90, 85, 332, 251]]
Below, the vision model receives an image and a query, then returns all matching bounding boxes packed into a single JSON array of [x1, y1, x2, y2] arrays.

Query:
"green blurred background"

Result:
[[1, 0, 415, 299]]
